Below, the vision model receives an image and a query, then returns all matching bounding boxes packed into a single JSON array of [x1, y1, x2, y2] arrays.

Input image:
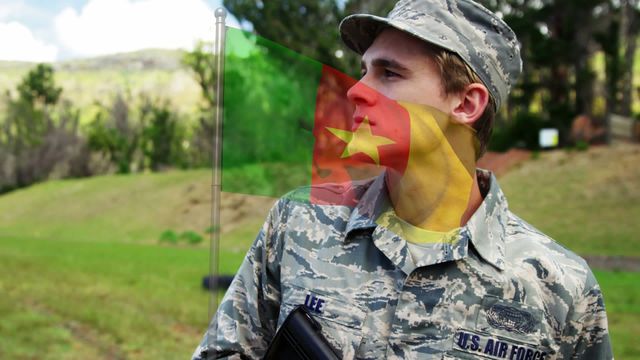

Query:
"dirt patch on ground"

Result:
[[173, 179, 276, 237], [20, 298, 126, 360], [584, 256, 640, 272], [219, 192, 276, 234], [64, 320, 125, 360], [477, 148, 531, 177]]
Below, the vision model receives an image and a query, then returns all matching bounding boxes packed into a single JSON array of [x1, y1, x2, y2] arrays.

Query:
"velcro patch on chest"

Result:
[[486, 304, 537, 334], [452, 329, 549, 360]]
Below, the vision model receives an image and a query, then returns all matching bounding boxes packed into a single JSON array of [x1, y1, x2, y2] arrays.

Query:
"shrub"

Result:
[[204, 225, 219, 234], [531, 150, 541, 160], [575, 140, 589, 152], [158, 230, 178, 244], [180, 230, 204, 245]]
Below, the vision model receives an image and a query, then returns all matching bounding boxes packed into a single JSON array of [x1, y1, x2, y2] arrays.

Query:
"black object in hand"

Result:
[[263, 305, 340, 360]]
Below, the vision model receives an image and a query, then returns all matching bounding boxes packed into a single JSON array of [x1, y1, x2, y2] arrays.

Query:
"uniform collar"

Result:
[[344, 174, 388, 235], [344, 169, 508, 271], [463, 169, 508, 271]]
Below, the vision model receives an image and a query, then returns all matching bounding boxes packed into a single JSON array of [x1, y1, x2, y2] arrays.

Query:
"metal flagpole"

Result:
[[209, 5, 226, 340]]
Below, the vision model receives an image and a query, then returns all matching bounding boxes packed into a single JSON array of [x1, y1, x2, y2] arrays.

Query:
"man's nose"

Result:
[[346, 79, 379, 107]]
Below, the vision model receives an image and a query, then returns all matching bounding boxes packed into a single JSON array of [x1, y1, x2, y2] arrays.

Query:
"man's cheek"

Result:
[[407, 120, 441, 156]]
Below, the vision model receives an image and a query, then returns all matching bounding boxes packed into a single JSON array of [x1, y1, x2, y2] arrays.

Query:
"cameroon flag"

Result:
[[223, 28, 408, 205], [223, 27, 477, 229]]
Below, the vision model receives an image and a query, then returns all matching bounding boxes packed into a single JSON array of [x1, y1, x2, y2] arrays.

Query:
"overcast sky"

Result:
[[0, 0, 241, 62]]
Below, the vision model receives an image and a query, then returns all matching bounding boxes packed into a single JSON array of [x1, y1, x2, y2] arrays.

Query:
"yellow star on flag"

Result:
[[326, 117, 395, 165]]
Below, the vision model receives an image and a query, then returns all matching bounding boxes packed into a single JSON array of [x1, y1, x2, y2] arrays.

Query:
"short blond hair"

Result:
[[424, 43, 496, 158]]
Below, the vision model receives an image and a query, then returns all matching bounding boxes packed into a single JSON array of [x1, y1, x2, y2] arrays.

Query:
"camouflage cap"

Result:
[[339, 0, 522, 110]]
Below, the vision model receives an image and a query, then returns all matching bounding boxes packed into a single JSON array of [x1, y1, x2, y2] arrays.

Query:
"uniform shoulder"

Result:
[[504, 211, 595, 292], [506, 211, 587, 264]]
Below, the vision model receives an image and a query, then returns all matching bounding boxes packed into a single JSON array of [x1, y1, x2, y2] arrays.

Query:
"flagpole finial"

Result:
[[215, 7, 227, 22]]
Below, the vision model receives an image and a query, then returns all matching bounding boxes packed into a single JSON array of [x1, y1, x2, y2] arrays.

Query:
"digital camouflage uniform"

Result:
[[194, 0, 612, 358], [193, 171, 612, 359]]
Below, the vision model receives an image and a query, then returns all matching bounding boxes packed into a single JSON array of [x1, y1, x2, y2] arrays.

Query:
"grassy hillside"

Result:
[[1, 145, 639, 358], [0, 169, 274, 247], [500, 143, 640, 256]]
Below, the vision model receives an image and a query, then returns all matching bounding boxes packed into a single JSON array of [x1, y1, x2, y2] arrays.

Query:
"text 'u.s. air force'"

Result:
[[453, 329, 549, 360]]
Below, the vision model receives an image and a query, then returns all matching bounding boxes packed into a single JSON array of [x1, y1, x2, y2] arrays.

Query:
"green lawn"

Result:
[[0, 235, 248, 360], [596, 271, 640, 358]]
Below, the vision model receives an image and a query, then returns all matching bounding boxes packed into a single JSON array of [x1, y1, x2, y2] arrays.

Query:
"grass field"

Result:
[[1, 144, 639, 358], [500, 143, 640, 256], [595, 271, 640, 358], [0, 236, 210, 359]]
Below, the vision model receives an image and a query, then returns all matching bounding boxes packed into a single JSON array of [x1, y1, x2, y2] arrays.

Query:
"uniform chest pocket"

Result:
[[279, 283, 366, 360]]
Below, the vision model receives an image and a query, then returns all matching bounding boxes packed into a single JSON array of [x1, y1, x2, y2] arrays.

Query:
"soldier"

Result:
[[193, 0, 612, 359]]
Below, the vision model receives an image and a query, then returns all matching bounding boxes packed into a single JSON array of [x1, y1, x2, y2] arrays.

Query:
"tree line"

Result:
[[0, 64, 211, 194]]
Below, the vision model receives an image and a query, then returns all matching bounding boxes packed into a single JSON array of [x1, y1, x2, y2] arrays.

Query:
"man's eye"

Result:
[[384, 69, 399, 78]]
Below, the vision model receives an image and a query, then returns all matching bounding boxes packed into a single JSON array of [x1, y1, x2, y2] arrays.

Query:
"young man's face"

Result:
[[345, 28, 459, 171], [349, 28, 454, 113]]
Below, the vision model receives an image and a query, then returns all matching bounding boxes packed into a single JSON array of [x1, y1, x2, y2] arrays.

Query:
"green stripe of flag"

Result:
[[222, 27, 323, 197]]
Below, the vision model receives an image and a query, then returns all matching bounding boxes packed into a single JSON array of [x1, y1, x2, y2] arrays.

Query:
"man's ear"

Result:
[[451, 83, 489, 126]]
